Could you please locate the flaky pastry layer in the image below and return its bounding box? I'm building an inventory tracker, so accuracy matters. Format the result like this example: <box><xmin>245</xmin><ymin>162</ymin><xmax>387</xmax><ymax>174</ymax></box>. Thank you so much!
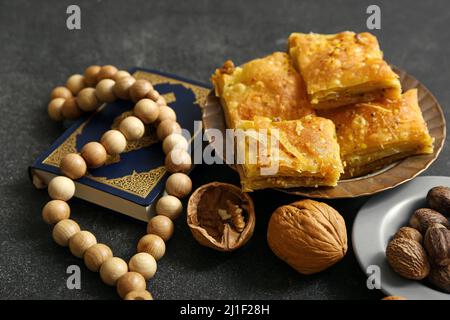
<box><xmin>235</xmin><ymin>116</ymin><xmax>343</xmax><ymax>191</ymax></box>
<box><xmin>318</xmin><ymin>89</ymin><xmax>434</xmax><ymax>178</ymax></box>
<box><xmin>288</xmin><ymin>31</ymin><xmax>402</xmax><ymax>109</ymax></box>
<box><xmin>211</xmin><ymin>52</ymin><xmax>315</xmax><ymax>128</ymax></box>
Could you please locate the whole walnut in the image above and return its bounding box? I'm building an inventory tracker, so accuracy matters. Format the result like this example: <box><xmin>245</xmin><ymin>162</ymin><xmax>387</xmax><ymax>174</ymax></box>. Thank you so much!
<box><xmin>267</xmin><ymin>199</ymin><xmax>347</xmax><ymax>275</ymax></box>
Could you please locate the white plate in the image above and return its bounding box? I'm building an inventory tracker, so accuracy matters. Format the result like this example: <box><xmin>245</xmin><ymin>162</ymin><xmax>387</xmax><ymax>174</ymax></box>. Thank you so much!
<box><xmin>352</xmin><ymin>176</ymin><xmax>450</xmax><ymax>300</ymax></box>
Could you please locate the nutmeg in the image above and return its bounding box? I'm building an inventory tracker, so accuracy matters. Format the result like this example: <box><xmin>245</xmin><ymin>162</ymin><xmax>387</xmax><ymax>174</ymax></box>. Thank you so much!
<box><xmin>267</xmin><ymin>200</ymin><xmax>347</xmax><ymax>275</ymax></box>
<box><xmin>187</xmin><ymin>182</ymin><xmax>255</xmax><ymax>252</ymax></box>
<box><xmin>428</xmin><ymin>265</ymin><xmax>450</xmax><ymax>293</ymax></box>
<box><xmin>394</xmin><ymin>227</ymin><xmax>423</xmax><ymax>244</ymax></box>
<box><xmin>386</xmin><ymin>238</ymin><xmax>430</xmax><ymax>280</ymax></box>
<box><xmin>424</xmin><ymin>224</ymin><xmax>450</xmax><ymax>267</ymax></box>
<box><xmin>409</xmin><ymin>208</ymin><xmax>449</xmax><ymax>234</ymax></box>
<box><xmin>427</xmin><ymin>186</ymin><xmax>450</xmax><ymax>216</ymax></box>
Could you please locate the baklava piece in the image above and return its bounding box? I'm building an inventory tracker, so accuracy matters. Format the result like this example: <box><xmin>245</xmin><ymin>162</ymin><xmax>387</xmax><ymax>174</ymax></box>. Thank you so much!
<box><xmin>318</xmin><ymin>89</ymin><xmax>434</xmax><ymax>178</ymax></box>
<box><xmin>288</xmin><ymin>31</ymin><xmax>402</xmax><ymax>109</ymax></box>
<box><xmin>234</xmin><ymin>116</ymin><xmax>343</xmax><ymax>191</ymax></box>
<box><xmin>211</xmin><ymin>52</ymin><xmax>315</xmax><ymax>128</ymax></box>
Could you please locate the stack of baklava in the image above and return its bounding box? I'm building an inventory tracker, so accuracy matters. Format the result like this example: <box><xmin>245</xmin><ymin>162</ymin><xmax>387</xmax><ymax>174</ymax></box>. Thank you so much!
<box><xmin>211</xmin><ymin>32</ymin><xmax>434</xmax><ymax>192</ymax></box>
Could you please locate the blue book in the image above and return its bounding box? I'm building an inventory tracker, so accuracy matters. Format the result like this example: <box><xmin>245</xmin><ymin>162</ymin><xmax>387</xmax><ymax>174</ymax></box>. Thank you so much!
<box><xmin>29</xmin><ymin>68</ymin><xmax>209</xmax><ymax>221</ymax></box>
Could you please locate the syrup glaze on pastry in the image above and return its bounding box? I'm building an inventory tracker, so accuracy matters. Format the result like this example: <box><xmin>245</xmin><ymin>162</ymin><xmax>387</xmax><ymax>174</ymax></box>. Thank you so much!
<box><xmin>318</xmin><ymin>89</ymin><xmax>434</xmax><ymax>178</ymax></box>
<box><xmin>288</xmin><ymin>31</ymin><xmax>401</xmax><ymax>109</ymax></box>
<box><xmin>235</xmin><ymin>116</ymin><xmax>343</xmax><ymax>191</ymax></box>
<box><xmin>211</xmin><ymin>52</ymin><xmax>315</xmax><ymax>128</ymax></box>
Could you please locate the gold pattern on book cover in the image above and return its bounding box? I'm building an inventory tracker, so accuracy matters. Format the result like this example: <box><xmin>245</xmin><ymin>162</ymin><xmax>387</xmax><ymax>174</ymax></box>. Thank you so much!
<box><xmin>42</xmin><ymin>71</ymin><xmax>209</xmax><ymax>198</ymax></box>
<box><xmin>89</xmin><ymin>167</ymin><xmax>167</xmax><ymax>198</ymax></box>
<box><xmin>133</xmin><ymin>71</ymin><xmax>209</xmax><ymax>106</ymax></box>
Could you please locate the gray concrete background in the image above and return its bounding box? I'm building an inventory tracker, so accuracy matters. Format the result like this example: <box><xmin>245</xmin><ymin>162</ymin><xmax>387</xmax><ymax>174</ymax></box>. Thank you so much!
<box><xmin>0</xmin><ymin>0</ymin><xmax>449</xmax><ymax>299</ymax></box>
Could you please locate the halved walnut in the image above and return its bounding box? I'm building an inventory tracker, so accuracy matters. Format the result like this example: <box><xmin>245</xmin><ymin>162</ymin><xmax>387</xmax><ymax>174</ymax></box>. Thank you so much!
<box><xmin>187</xmin><ymin>182</ymin><xmax>255</xmax><ymax>252</ymax></box>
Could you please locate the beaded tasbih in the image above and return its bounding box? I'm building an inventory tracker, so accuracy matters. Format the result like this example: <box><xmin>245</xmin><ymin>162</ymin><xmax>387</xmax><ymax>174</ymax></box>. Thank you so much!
<box><xmin>43</xmin><ymin>65</ymin><xmax>193</xmax><ymax>300</ymax></box>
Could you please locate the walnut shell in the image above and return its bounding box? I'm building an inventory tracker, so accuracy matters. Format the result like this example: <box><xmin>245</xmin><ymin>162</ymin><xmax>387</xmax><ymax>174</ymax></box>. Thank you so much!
<box><xmin>394</xmin><ymin>227</ymin><xmax>423</xmax><ymax>244</ymax></box>
<box><xmin>427</xmin><ymin>186</ymin><xmax>450</xmax><ymax>216</ymax></box>
<box><xmin>409</xmin><ymin>208</ymin><xmax>449</xmax><ymax>234</ymax></box>
<box><xmin>424</xmin><ymin>224</ymin><xmax>450</xmax><ymax>267</ymax></box>
<box><xmin>428</xmin><ymin>265</ymin><xmax>450</xmax><ymax>293</ymax></box>
<box><xmin>187</xmin><ymin>182</ymin><xmax>255</xmax><ymax>252</ymax></box>
<box><xmin>386</xmin><ymin>238</ymin><xmax>430</xmax><ymax>280</ymax></box>
<box><xmin>267</xmin><ymin>199</ymin><xmax>347</xmax><ymax>275</ymax></box>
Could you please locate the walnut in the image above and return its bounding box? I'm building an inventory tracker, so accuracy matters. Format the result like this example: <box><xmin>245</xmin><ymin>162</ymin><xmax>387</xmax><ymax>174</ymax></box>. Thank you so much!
<box><xmin>219</xmin><ymin>60</ymin><xmax>235</xmax><ymax>75</ymax></box>
<box><xmin>386</xmin><ymin>238</ymin><xmax>430</xmax><ymax>280</ymax></box>
<box><xmin>187</xmin><ymin>182</ymin><xmax>255</xmax><ymax>252</ymax></box>
<box><xmin>267</xmin><ymin>200</ymin><xmax>347</xmax><ymax>275</ymax></box>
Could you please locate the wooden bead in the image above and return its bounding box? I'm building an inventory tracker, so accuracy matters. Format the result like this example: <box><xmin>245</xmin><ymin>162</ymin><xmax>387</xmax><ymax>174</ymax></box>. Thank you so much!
<box><xmin>157</xmin><ymin>106</ymin><xmax>177</xmax><ymax>122</ymax></box>
<box><xmin>113</xmin><ymin>70</ymin><xmax>131</xmax><ymax>81</ymax></box>
<box><xmin>84</xmin><ymin>243</ymin><xmax>113</xmax><ymax>272</ymax></box>
<box><xmin>146</xmin><ymin>89</ymin><xmax>160</xmax><ymax>101</ymax></box>
<box><xmin>157</xmin><ymin>120</ymin><xmax>181</xmax><ymax>141</ymax></box>
<box><xmin>147</xmin><ymin>215</ymin><xmax>174</xmax><ymax>241</ymax></box>
<box><xmin>97</xmin><ymin>65</ymin><xmax>118</xmax><ymax>81</ymax></box>
<box><xmin>77</xmin><ymin>88</ymin><xmax>100</xmax><ymax>112</ymax></box>
<box><xmin>69</xmin><ymin>230</ymin><xmax>97</xmax><ymax>258</ymax></box>
<box><xmin>156</xmin><ymin>96</ymin><xmax>167</xmax><ymax>107</ymax></box>
<box><xmin>117</xmin><ymin>272</ymin><xmax>146</xmax><ymax>299</ymax></box>
<box><xmin>84</xmin><ymin>65</ymin><xmax>101</xmax><ymax>87</ymax></box>
<box><xmin>165</xmin><ymin>149</ymin><xmax>192</xmax><ymax>173</ymax></box>
<box><xmin>95</xmin><ymin>79</ymin><xmax>117</xmax><ymax>103</ymax></box>
<box><xmin>156</xmin><ymin>195</ymin><xmax>183</xmax><ymax>220</ymax></box>
<box><xmin>133</xmin><ymin>99</ymin><xmax>159</xmax><ymax>124</ymax></box>
<box><xmin>119</xmin><ymin>116</ymin><xmax>145</xmax><ymax>141</ymax></box>
<box><xmin>48</xmin><ymin>98</ymin><xmax>65</xmax><ymax>121</ymax></box>
<box><xmin>165</xmin><ymin>173</ymin><xmax>192</xmax><ymax>198</ymax></box>
<box><xmin>100</xmin><ymin>257</ymin><xmax>128</xmax><ymax>286</ymax></box>
<box><xmin>42</xmin><ymin>200</ymin><xmax>70</xmax><ymax>224</ymax></box>
<box><xmin>66</xmin><ymin>74</ymin><xmax>86</xmax><ymax>95</ymax></box>
<box><xmin>124</xmin><ymin>290</ymin><xmax>153</xmax><ymax>300</ymax></box>
<box><xmin>128</xmin><ymin>252</ymin><xmax>157</xmax><ymax>280</ymax></box>
<box><xmin>129</xmin><ymin>79</ymin><xmax>153</xmax><ymax>102</ymax></box>
<box><xmin>51</xmin><ymin>86</ymin><xmax>72</xmax><ymax>100</ymax></box>
<box><xmin>162</xmin><ymin>133</ymin><xmax>188</xmax><ymax>154</ymax></box>
<box><xmin>101</xmin><ymin>130</ymin><xmax>127</xmax><ymax>155</ymax></box>
<box><xmin>81</xmin><ymin>142</ymin><xmax>108</xmax><ymax>168</ymax></box>
<box><xmin>48</xmin><ymin>176</ymin><xmax>75</xmax><ymax>201</ymax></box>
<box><xmin>137</xmin><ymin>234</ymin><xmax>166</xmax><ymax>261</ymax></box>
<box><xmin>52</xmin><ymin>219</ymin><xmax>80</xmax><ymax>246</ymax></box>
<box><xmin>60</xmin><ymin>153</ymin><xmax>87</xmax><ymax>179</ymax></box>
<box><xmin>113</xmin><ymin>76</ymin><xmax>136</xmax><ymax>100</ymax></box>
<box><xmin>61</xmin><ymin>97</ymin><xmax>83</xmax><ymax>119</ymax></box>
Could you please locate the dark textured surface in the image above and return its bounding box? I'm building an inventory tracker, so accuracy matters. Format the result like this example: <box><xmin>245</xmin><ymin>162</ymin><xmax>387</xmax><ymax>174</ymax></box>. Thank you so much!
<box><xmin>0</xmin><ymin>0</ymin><xmax>449</xmax><ymax>300</ymax></box>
